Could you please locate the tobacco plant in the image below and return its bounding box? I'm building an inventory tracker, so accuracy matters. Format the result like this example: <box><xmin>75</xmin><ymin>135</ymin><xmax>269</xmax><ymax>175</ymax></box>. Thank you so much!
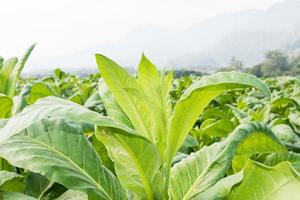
<box><xmin>0</xmin><ymin>54</ymin><xmax>299</xmax><ymax>199</ymax></box>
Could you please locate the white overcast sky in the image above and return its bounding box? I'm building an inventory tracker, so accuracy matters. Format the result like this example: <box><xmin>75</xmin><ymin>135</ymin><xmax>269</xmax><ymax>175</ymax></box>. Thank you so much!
<box><xmin>0</xmin><ymin>0</ymin><xmax>282</xmax><ymax>58</ymax></box>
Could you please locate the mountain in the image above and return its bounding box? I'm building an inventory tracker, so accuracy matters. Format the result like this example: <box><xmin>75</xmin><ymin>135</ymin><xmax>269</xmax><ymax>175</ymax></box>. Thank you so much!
<box><xmin>28</xmin><ymin>0</ymin><xmax>300</xmax><ymax>72</ymax></box>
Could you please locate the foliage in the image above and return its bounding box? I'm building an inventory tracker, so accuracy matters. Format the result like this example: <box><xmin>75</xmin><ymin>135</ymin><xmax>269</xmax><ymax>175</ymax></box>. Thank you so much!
<box><xmin>0</xmin><ymin>52</ymin><xmax>299</xmax><ymax>199</ymax></box>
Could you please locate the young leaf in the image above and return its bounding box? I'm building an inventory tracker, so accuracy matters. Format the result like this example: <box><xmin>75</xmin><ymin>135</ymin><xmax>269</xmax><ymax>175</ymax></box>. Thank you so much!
<box><xmin>6</xmin><ymin>44</ymin><xmax>36</xmax><ymax>97</ymax></box>
<box><xmin>96</xmin><ymin>54</ymin><xmax>153</xmax><ymax>140</ymax></box>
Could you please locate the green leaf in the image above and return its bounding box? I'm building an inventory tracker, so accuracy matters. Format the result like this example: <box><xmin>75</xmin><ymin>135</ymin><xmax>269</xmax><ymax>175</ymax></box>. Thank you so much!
<box><xmin>98</xmin><ymin>79</ymin><xmax>132</xmax><ymax>127</ymax></box>
<box><xmin>193</xmin><ymin>171</ymin><xmax>243</xmax><ymax>200</ymax></box>
<box><xmin>0</xmin><ymin>94</ymin><xmax>13</xmax><ymax>119</ymax></box>
<box><xmin>229</xmin><ymin>160</ymin><xmax>300</xmax><ymax>200</ymax></box>
<box><xmin>14</xmin><ymin>81</ymin><xmax>57</xmax><ymax>114</ymax></box>
<box><xmin>167</xmin><ymin>72</ymin><xmax>271</xmax><ymax>165</ymax></box>
<box><xmin>84</xmin><ymin>92</ymin><xmax>104</xmax><ymax>113</ymax></box>
<box><xmin>0</xmin><ymin>118</ymin><xmax>126</xmax><ymax>200</ymax></box>
<box><xmin>89</xmin><ymin>135</ymin><xmax>115</xmax><ymax>173</ymax></box>
<box><xmin>272</xmin><ymin>124</ymin><xmax>299</xmax><ymax>144</ymax></box>
<box><xmin>0</xmin><ymin>58</ymin><xmax>18</xmax><ymax>95</ymax></box>
<box><xmin>137</xmin><ymin>54</ymin><xmax>173</xmax><ymax>150</ymax></box>
<box><xmin>96</xmin><ymin>127</ymin><xmax>162</xmax><ymax>199</ymax></box>
<box><xmin>55</xmin><ymin>190</ymin><xmax>88</xmax><ymax>200</ymax></box>
<box><xmin>0</xmin><ymin>171</ymin><xmax>22</xmax><ymax>187</ymax></box>
<box><xmin>96</xmin><ymin>54</ymin><xmax>153</xmax><ymax>140</ymax></box>
<box><xmin>24</xmin><ymin>172</ymin><xmax>66</xmax><ymax>200</ymax></box>
<box><xmin>178</xmin><ymin>135</ymin><xmax>199</xmax><ymax>154</ymax></box>
<box><xmin>1</xmin><ymin>192</ymin><xmax>37</xmax><ymax>200</ymax></box>
<box><xmin>96</xmin><ymin>54</ymin><xmax>173</xmax><ymax>155</ymax></box>
<box><xmin>264</xmin><ymin>152</ymin><xmax>300</xmax><ymax>172</ymax></box>
<box><xmin>0</xmin><ymin>96</ymin><xmax>140</xmax><ymax>144</ymax></box>
<box><xmin>98</xmin><ymin>77</ymin><xmax>163</xmax><ymax>199</ymax></box>
<box><xmin>4</xmin><ymin>44</ymin><xmax>36</xmax><ymax>97</ymax></box>
<box><xmin>200</xmin><ymin>118</ymin><xmax>235</xmax><ymax>138</ymax></box>
<box><xmin>201</xmin><ymin>107</ymin><xmax>232</xmax><ymax>120</ymax></box>
<box><xmin>169</xmin><ymin>122</ymin><xmax>285</xmax><ymax>200</ymax></box>
<box><xmin>0</xmin><ymin>171</ymin><xmax>24</xmax><ymax>193</ymax></box>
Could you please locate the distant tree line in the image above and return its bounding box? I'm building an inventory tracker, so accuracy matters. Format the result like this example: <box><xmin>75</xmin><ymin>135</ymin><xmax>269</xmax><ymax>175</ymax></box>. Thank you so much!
<box><xmin>219</xmin><ymin>51</ymin><xmax>300</xmax><ymax>77</ymax></box>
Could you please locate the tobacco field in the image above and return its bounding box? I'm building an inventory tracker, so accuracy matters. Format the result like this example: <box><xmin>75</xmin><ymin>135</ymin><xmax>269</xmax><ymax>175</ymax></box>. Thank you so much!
<box><xmin>0</xmin><ymin>46</ymin><xmax>300</xmax><ymax>200</ymax></box>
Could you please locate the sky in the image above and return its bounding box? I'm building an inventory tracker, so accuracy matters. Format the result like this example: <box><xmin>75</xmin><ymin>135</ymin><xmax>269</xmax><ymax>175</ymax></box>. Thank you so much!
<box><xmin>0</xmin><ymin>0</ymin><xmax>282</xmax><ymax>64</ymax></box>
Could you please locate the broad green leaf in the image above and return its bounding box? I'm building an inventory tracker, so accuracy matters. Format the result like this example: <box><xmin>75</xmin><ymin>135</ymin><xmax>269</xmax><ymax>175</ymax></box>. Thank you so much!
<box><xmin>169</xmin><ymin>122</ymin><xmax>285</xmax><ymax>200</ymax></box>
<box><xmin>0</xmin><ymin>94</ymin><xmax>13</xmax><ymax>118</ymax></box>
<box><xmin>96</xmin><ymin>54</ymin><xmax>153</xmax><ymax>140</ymax></box>
<box><xmin>167</xmin><ymin>72</ymin><xmax>271</xmax><ymax>164</ymax></box>
<box><xmin>0</xmin><ymin>96</ymin><xmax>140</xmax><ymax>144</ymax></box>
<box><xmin>170</xmin><ymin>142</ymin><xmax>228</xmax><ymax>200</ymax></box>
<box><xmin>193</xmin><ymin>171</ymin><xmax>243</xmax><ymax>200</ymax></box>
<box><xmin>229</xmin><ymin>160</ymin><xmax>300</xmax><ymax>200</ymax></box>
<box><xmin>0</xmin><ymin>118</ymin><xmax>126</xmax><ymax>200</ymax></box>
<box><xmin>96</xmin><ymin>127</ymin><xmax>162</xmax><ymax>199</ymax></box>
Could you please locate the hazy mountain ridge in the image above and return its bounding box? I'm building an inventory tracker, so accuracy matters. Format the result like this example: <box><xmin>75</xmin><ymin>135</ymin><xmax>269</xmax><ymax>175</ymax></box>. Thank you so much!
<box><xmin>28</xmin><ymin>0</ymin><xmax>300</xmax><ymax>72</ymax></box>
